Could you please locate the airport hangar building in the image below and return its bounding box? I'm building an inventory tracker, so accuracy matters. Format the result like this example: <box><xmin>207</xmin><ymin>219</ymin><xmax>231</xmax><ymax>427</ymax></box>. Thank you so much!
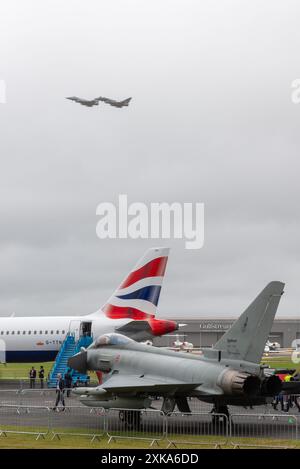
<box><xmin>154</xmin><ymin>317</ymin><xmax>300</xmax><ymax>349</ymax></box>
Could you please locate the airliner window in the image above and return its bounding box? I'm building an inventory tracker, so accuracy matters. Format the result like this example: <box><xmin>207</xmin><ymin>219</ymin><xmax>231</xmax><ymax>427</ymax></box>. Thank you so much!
<box><xmin>62</xmin><ymin>330</ymin><xmax>65</xmax><ymax>334</ymax></box>
<box><xmin>51</xmin><ymin>330</ymin><xmax>53</xmax><ymax>334</ymax></box>
<box><xmin>45</xmin><ymin>331</ymin><xmax>48</xmax><ymax>334</ymax></box>
<box><xmin>0</xmin><ymin>331</ymin><xmax>3</xmax><ymax>335</ymax></box>
<box><xmin>12</xmin><ymin>331</ymin><xmax>15</xmax><ymax>335</ymax></box>
<box><xmin>23</xmin><ymin>331</ymin><xmax>25</xmax><ymax>334</ymax></box>
<box><xmin>34</xmin><ymin>331</ymin><xmax>37</xmax><ymax>334</ymax></box>
<box><xmin>56</xmin><ymin>330</ymin><xmax>59</xmax><ymax>334</ymax></box>
<box><xmin>17</xmin><ymin>331</ymin><xmax>20</xmax><ymax>335</ymax></box>
<box><xmin>6</xmin><ymin>331</ymin><xmax>9</xmax><ymax>335</ymax></box>
<box><xmin>28</xmin><ymin>331</ymin><xmax>31</xmax><ymax>335</ymax></box>
<box><xmin>39</xmin><ymin>330</ymin><xmax>42</xmax><ymax>334</ymax></box>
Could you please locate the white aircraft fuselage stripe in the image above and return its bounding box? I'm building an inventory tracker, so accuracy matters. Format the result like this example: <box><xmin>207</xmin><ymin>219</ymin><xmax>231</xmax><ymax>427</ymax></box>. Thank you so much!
<box><xmin>112</xmin><ymin>276</ymin><xmax>163</xmax><ymax>296</ymax></box>
<box><xmin>0</xmin><ymin>315</ymin><xmax>131</xmax><ymax>353</ymax></box>
<box><xmin>105</xmin><ymin>298</ymin><xmax>157</xmax><ymax>315</ymax></box>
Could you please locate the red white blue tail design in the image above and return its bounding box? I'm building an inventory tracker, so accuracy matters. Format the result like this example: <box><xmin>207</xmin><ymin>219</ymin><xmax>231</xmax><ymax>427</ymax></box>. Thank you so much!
<box><xmin>102</xmin><ymin>247</ymin><xmax>169</xmax><ymax>320</ymax></box>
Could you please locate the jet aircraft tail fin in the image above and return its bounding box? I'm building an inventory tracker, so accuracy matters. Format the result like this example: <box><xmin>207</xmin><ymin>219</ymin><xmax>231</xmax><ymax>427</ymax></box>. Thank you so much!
<box><xmin>88</xmin><ymin>247</ymin><xmax>177</xmax><ymax>337</ymax></box>
<box><xmin>88</xmin><ymin>248</ymin><xmax>177</xmax><ymax>336</ymax></box>
<box><xmin>100</xmin><ymin>247</ymin><xmax>169</xmax><ymax>319</ymax></box>
<box><xmin>122</xmin><ymin>97</ymin><xmax>132</xmax><ymax>105</ymax></box>
<box><xmin>213</xmin><ymin>281</ymin><xmax>285</xmax><ymax>363</ymax></box>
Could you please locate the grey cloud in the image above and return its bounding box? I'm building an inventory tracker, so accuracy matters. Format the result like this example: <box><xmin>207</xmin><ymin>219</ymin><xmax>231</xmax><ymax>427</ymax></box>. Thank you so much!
<box><xmin>0</xmin><ymin>0</ymin><xmax>300</xmax><ymax>320</ymax></box>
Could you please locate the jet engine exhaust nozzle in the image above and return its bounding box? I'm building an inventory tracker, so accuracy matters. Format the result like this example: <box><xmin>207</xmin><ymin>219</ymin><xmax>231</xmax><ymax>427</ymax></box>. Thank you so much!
<box><xmin>261</xmin><ymin>375</ymin><xmax>282</xmax><ymax>396</ymax></box>
<box><xmin>218</xmin><ymin>369</ymin><xmax>261</xmax><ymax>397</ymax></box>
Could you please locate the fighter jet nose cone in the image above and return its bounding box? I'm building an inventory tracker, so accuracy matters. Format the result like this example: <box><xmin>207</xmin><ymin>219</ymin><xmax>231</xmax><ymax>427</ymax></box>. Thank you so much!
<box><xmin>68</xmin><ymin>350</ymin><xmax>87</xmax><ymax>374</ymax></box>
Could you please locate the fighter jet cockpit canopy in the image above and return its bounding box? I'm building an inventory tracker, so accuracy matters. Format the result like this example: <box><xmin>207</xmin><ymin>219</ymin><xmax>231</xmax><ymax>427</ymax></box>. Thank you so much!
<box><xmin>93</xmin><ymin>333</ymin><xmax>134</xmax><ymax>349</ymax></box>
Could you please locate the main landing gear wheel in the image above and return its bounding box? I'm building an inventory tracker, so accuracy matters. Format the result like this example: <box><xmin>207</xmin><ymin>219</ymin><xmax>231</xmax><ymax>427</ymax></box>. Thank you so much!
<box><xmin>161</xmin><ymin>397</ymin><xmax>176</xmax><ymax>415</ymax></box>
<box><xmin>119</xmin><ymin>410</ymin><xmax>141</xmax><ymax>429</ymax></box>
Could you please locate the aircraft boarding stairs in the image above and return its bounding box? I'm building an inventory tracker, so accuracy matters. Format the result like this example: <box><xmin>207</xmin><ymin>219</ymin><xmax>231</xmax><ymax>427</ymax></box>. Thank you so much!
<box><xmin>47</xmin><ymin>333</ymin><xmax>93</xmax><ymax>388</ymax></box>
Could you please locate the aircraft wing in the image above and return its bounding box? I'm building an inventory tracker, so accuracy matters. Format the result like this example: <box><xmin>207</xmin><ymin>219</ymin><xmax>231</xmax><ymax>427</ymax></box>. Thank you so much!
<box><xmin>99</xmin><ymin>373</ymin><xmax>201</xmax><ymax>394</ymax></box>
<box><xmin>98</xmin><ymin>97</ymin><xmax>115</xmax><ymax>105</ymax></box>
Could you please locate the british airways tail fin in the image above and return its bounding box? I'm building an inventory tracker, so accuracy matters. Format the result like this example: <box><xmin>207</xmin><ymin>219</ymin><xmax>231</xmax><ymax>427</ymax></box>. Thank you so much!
<box><xmin>91</xmin><ymin>247</ymin><xmax>169</xmax><ymax>321</ymax></box>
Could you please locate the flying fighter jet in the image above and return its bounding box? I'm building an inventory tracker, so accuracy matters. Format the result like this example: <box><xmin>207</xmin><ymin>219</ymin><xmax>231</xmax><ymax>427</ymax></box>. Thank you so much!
<box><xmin>97</xmin><ymin>97</ymin><xmax>132</xmax><ymax>108</ymax></box>
<box><xmin>65</xmin><ymin>96</ymin><xmax>101</xmax><ymax>107</ymax></box>
<box><xmin>69</xmin><ymin>281</ymin><xmax>285</xmax><ymax>425</ymax></box>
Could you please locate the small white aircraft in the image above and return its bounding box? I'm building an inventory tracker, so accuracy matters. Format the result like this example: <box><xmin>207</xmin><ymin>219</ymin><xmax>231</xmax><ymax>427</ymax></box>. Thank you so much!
<box><xmin>172</xmin><ymin>334</ymin><xmax>194</xmax><ymax>351</ymax></box>
<box><xmin>264</xmin><ymin>340</ymin><xmax>281</xmax><ymax>353</ymax></box>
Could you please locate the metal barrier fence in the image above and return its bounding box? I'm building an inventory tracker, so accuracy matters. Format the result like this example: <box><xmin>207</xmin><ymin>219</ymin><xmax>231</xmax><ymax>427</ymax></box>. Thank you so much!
<box><xmin>50</xmin><ymin>406</ymin><xmax>106</xmax><ymax>442</ymax></box>
<box><xmin>0</xmin><ymin>405</ymin><xmax>50</xmax><ymax>440</ymax></box>
<box><xmin>229</xmin><ymin>413</ymin><xmax>298</xmax><ymax>448</ymax></box>
<box><xmin>1</xmin><ymin>390</ymin><xmax>300</xmax><ymax>413</ymax></box>
<box><xmin>0</xmin><ymin>379</ymin><xmax>99</xmax><ymax>389</ymax></box>
<box><xmin>106</xmin><ymin>408</ymin><xmax>166</xmax><ymax>446</ymax></box>
<box><xmin>165</xmin><ymin>412</ymin><xmax>229</xmax><ymax>448</ymax></box>
<box><xmin>0</xmin><ymin>404</ymin><xmax>298</xmax><ymax>447</ymax></box>
<box><xmin>0</xmin><ymin>388</ymin><xmax>74</xmax><ymax>408</ymax></box>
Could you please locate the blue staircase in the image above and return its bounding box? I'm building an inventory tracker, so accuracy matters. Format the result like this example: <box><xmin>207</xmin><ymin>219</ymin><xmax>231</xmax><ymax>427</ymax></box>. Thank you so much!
<box><xmin>70</xmin><ymin>335</ymin><xmax>93</xmax><ymax>385</ymax></box>
<box><xmin>47</xmin><ymin>333</ymin><xmax>93</xmax><ymax>388</ymax></box>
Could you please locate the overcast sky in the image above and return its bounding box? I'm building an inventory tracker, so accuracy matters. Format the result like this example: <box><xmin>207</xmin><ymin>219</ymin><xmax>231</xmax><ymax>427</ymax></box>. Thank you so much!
<box><xmin>0</xmin><ymin>0</ymin><xmax>300</xmax><ymax>319</ymax></box>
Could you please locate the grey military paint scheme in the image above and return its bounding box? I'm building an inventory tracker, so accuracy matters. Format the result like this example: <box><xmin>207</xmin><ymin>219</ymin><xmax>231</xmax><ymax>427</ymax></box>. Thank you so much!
<box><xmin>66</xmin><ymin>96</ymin><xmax>132</xmax><ymax>108</ymax></box>
<box><xmin>69</xmin><ymin>281</ymin><xmax>284</xmax><ymax>421</ymax></box>
<box><xmin>97</xmin><ymin>97</ymin><xmax>132</xmax><ymax>108</ymax></box>
<box><xmin>65</xmin><ymin>96</ymin><xmax>101</xmax><ymax>107</ymax></box>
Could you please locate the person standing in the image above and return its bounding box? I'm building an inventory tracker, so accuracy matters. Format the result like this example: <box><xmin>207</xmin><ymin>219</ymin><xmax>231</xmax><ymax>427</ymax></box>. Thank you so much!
<box><xmin>39</xmin><ymin>366</ymin><xmax>45</xmax><ymax>389</ymax></box>
<box><xmin>64</xmin><ymin>369</ymin><xmax>73</xmax><ymax>397</ymax></box>
<box><xmin>53</xmin><ymin>373</ymin><xmax>65</xmax><ymax>411</ymax></box>
<box><xmin>29</xmin><ymin>366</ymin><xmax>36</xmax><ymax>389</ymax></box>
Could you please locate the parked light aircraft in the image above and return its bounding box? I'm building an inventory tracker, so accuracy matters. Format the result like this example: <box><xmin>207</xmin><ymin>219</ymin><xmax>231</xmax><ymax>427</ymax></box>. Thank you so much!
<box><xmin>70</xmin><ymin>281</ymin><xmax>285</xmax><ymax>424</ymax></box>
<box><xmin>264</xmin><ymin>340</ymin><xmax>281</xmax><ymax>353</ymax></box>
<box><xmin>0</xmin><ymin>248</ymin><xmax>177</xmax><ymax>363</ymax></box>
<box><xmin>172</xmin><ymin>334</ymin><xmax>194</xmax><ymax>351</ymax></box>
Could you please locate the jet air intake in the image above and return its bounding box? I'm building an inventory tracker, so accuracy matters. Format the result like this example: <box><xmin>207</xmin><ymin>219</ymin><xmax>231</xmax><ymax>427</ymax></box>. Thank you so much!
<box><xmin>218</xmin><ymin>369</ymin><xmax>261</xmax><ymax>397</ymax></box>
<box><xmin>68</xmin><ymin>350</ymin><xmax>87</xmax><ymax>374</ymax></box>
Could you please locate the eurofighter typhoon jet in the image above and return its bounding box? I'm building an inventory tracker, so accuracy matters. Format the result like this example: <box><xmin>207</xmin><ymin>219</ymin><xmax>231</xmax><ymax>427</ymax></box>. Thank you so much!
<box><xmin>97</xmin><ymin>97</ymin><xmax>132</xmax><ymax>108</ymax></box>
<box><xmin>65</xmin><ymin>96</ymin><xmax>102</xmax><ymax>107</ymax></box>
<box><xmin>69</xmin><ymin>281</ymin><xmax>284</xmax><ymax>425</ymax></box>
<box><xmin>65</xmin><ymin>96</ymin><xmax>132</xmax><ymax>108</ymax></box>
